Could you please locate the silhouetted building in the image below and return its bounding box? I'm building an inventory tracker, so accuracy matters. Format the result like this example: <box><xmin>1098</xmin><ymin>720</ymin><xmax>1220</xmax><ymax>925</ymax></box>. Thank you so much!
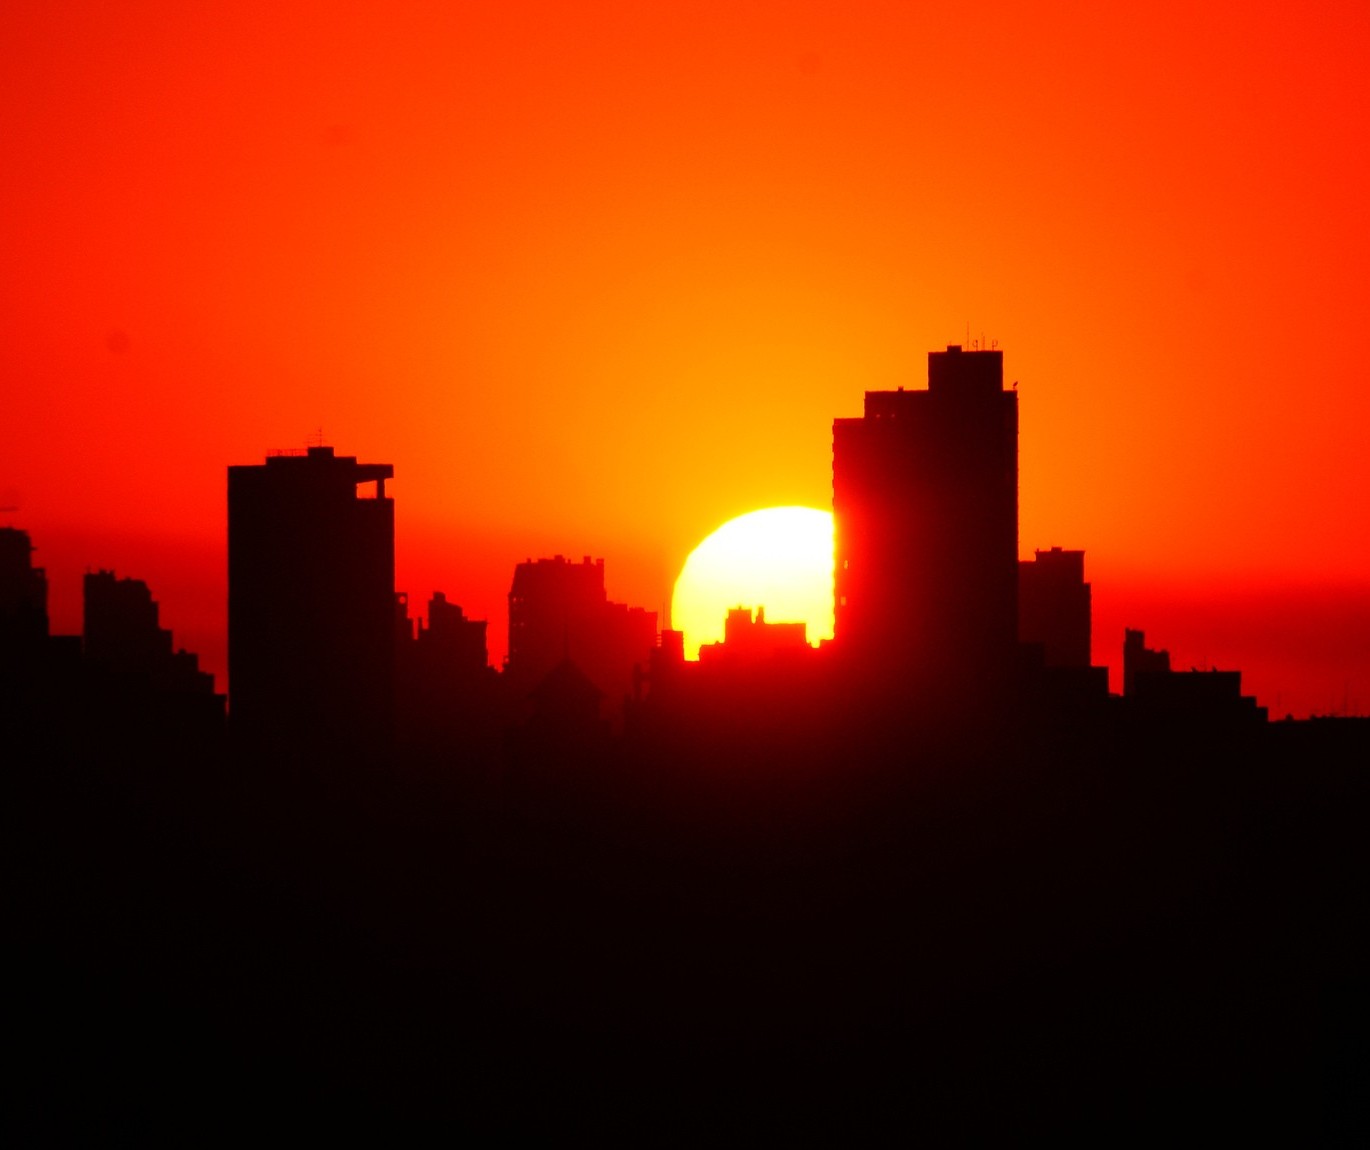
<box><xmin>698</xmin><ymin>606</ymin><xmax>810</xmax><ymax>666</ymax></box>
<box><xmin>508</xmin><ymin>556</ymin><xmax>604</xmax><ymax>677</ymax></box>
<box><xmin>228</xmin><ymin>446</ymin><xmax>395</xmax><ymax>752</ymax></box>
<box><xmin>420</xmin><ymin>592</ymin><xmax>489</xmax><ymax>675</ymax></box>
<box><xmin>505</xmin><ymin>555</ymin><xmax>656</xmax><ymax>725</ymax></box>
<box><xmin>1133</xmin><ymin>665</ymin><xmax>1267</xmax><ymax>725</ymax></box>
<box><xmin>83</xmin><ymin>570</ymin><xmax>216</xmax><ymax>697</ymax></box>
<box><xmin>833</xmin><ymin>345</ymin><xmax>1018</xmax><ymax>707</ymax></box>
<box><xmin>1123</xmin><ymin>628</ymin><xmax>1170</xmax><ymax>697</ymax></box>
<box><xmin>0</xmin><ymin>527</ymin><xmax>50</xmax><ymax>671</ymax></box>
<box><xmin>395</xmin><ymin>590</ymin><xmax>498</xmax><ymax>750</ymax></box>
<box><xmin>0</xmin><ymin>528</ymin><xmax>77</xmax><ymax>729</ymax></box>
<box><xmin>1019</xmin><ymin>547</ymin><xmax>1091</xmax><ymax>668</ymax></box>
<box><xmin>78</xmin><ymin>569</ymin><xmax>224</xmax><ymax>744</ymax></box>
<box><xmin>84</xmin><ymin>570</ymin><xmax>165</xmax><ymax>679</ymax></box>
<box><xmin>1123</xmin><ymin>628</ymin><xmax>1264</xmax><ymax>725</ymax></box>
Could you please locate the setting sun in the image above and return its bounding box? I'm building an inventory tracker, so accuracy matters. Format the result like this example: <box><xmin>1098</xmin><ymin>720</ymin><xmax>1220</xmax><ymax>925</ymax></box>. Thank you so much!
<box><xmin>671</xmin><ymin>507</ymin><xmax>834</xmax><ymax>660</ymax></box>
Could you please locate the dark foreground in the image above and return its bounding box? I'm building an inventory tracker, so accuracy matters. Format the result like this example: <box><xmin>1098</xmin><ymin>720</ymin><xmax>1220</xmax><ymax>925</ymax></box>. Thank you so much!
<box><xmin>8</xmin><ymin>714</ymin><xmax>1370</xmax><ymax>1141</ymax></box>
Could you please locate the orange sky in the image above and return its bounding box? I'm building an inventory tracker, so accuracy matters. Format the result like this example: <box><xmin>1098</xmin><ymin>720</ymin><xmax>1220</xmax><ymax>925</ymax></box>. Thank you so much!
<box><xmin>3</xmin><ymin>2</ymin><xmax>1368</xmax><ymax>717</ymax></box>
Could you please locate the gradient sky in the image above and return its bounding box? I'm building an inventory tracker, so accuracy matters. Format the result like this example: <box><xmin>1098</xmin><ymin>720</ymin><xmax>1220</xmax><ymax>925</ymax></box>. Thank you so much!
<box><xmin>3</xmin><ymin>2</ymin><xmax>1368</xmax><ymax>717</ymax></box>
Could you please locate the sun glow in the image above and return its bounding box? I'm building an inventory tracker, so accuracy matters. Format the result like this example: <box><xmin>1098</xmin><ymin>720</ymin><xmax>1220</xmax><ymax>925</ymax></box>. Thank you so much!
<box><xmin>671</xmin><ymin>507</ymin><xmax>834</xmax><ymax>661</ymax></box>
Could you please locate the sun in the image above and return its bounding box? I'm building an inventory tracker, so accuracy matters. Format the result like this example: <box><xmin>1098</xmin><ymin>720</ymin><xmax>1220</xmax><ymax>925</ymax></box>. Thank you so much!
<box><xmin>672</xmin><ymin>506</ymin><xmax>834</xmax><ymax>660</ymax></box>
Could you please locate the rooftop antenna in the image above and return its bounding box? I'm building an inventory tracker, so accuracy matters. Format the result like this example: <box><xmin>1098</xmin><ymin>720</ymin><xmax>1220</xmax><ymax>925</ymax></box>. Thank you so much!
<box><xmin>307</xmin><ymin>426</ymin><xmax>325</xmax><ymax>449</ymax></box>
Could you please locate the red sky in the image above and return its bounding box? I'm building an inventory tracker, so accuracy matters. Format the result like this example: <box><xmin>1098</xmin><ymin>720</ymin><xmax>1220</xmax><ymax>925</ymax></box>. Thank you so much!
<box><xmin>3</xmin><ymin>2</ymin><xmax>1368</xmax><ymax>717</ymax></box>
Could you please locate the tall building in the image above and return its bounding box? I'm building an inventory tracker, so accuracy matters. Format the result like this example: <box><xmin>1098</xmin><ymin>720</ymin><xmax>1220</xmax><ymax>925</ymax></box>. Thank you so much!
<box><xmin>832</xmin><ymin>345</ymin><xmax>1018</xmax><ymax>704</ymax></box>
<box><xmin>228</xmin><ymin>445</ymin><xmax>395</xmax><ymax>750</ymax></box>
<box><xmin>1019</xmin><ymin>547</ymin><xmax>1091</xmax><ymax>668</ymax></box>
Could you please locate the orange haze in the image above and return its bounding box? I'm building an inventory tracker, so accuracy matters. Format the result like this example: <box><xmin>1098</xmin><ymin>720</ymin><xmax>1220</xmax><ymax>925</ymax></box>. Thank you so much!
<box><xmin>3</xmin><ymin>2</ymin><xmax>1368</xmax><ymax>717</ymax></box>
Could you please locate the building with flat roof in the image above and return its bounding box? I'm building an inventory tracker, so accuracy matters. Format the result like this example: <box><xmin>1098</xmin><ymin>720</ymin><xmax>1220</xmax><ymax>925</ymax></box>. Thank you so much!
<box><xmin>833</xmin><ymin>345</ymin><xmax>1018</xmax><ymax>707</ymax></box>
<box><xmin>698</xmin><ymin>606</ymin><xmax>809</xmax><ymax>666</ymax></box>
<box><xmin>1019</xmin><ymin>547</ymin><xmax>1091</xmax><ymax>669</ymax></box>
<box><xmin>228</xmin><ymin>446</ymin><xmax>395</xmax><ymax>751</ymax></box>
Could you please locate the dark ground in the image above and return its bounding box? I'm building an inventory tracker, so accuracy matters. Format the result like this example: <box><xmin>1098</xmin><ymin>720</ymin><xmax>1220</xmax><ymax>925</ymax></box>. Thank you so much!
<box><xmin>8</xmin><ymin>713</ymin><xmax>1369</xmax><ymax>1141</ymax></box>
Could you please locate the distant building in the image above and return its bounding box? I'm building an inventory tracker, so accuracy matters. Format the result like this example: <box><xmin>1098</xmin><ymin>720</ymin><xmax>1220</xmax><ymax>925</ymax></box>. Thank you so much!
<box><xmin>833</xmin><ymin>345</ymin><xmax>1018</xmax><ymax>706</ymax></box>
<box><xmin>1123</xmin><ymin>628</ymin><xmax>1170</xmax><ymax>697</ymax></box>
<box><xmin>79</xmin><ymin>569</ymin><xmax>223</xmax><ymax>742</ymax></box>
<box><xmin>228</xmin><ymin>445</ymin><xmax>395</xmax><ymax>751</ymax></box>
<box><xmin>1019</xmin><ymin>547</ymin><xmax>1091</xmax><ymax>668</ymax></box>
<box><xmin>698</xmin><ymin>607</ymin><xmax>810</xmax><ymax>666</ymax></box>
<box><xmin>83</xmin><ymin>570</ymin><xmax>216</xmax><ymax>697</ymax></box>
<box><xmin>505</xmin><ymin>555</ymin><xmax>656</xmax><ymax>723</ymax></box>
<box><xmin>395</xmin><ymin>590</ymin><xmax>497</xmax><ymax>748</ymax></box>
<box><xmin>0</xmin><ymin>527</ymin><xmax>77</xmax><ymax>731</ymax></box>
<box><xmin>0</xmin><ymin>527</ymin><xmax>50</xmax><ymax>671</ymax></box>
<box><xmin>1123</xmin><ymin>628</ymin><xmax>1265</xmax><ymax>724</ymax></box>
<box><xmin>416</xmin><ymin>591</ymin><xmax>489</xmax><ymax>677</ymax></box>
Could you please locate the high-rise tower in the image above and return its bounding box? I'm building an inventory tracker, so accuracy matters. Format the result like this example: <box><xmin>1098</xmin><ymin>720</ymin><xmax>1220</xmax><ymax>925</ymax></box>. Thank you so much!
<box><xmin>228</xmin><ymin>446</ymin><xmax>395</xmax><ymax>751</ymax></box>
<box><xmin>832</xmin><ymin>345</ymin><xmax>1018</xmax><ymax>706</ymax></box>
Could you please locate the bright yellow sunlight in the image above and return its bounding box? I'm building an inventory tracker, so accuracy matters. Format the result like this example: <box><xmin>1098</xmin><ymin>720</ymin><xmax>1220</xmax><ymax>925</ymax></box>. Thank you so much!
<box><xmin>671</xmin><ymin>507</ymin><xmax>834</xmax><ymax>660</ymax></box>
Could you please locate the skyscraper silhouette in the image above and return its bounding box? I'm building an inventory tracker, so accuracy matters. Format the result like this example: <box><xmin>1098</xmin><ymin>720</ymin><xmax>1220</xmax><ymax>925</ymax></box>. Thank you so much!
<box><xmin>833</xmin><ymin>345</ymin><xmax>1018</xmax><ymax>708</ymax></box>
<box><xmin>1019</xmin><ymin>547</ymin><xmax>1091</xmax><ymax>668</ymax></box>
<box><xmin>228</xmin><ymin>446</ymin><xmax>395</xmax><ymax>752</ymax></box>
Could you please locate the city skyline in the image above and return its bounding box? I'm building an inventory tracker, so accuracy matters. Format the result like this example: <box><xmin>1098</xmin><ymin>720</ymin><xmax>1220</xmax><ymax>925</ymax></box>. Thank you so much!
<box><xmin>9</xmin><ymin>8</ymin><xmax>1369</xmax><ymax>1134</ymax></box>
<box><xmin>9</xmin><ymin>336</ymin><xmax>1359</xmax><ymax>1138</ymax></box>
<box><xmin>1</xmin><ymin>342</ymin><xmax>1308</xmax><ymax>726</ymax></box>
<box><xmin>6</xmin><ymin>355</ymin><xmax>1363</xmax><ymax>719</ymax></box>
<box><xmin>3</xmin><ymin>3</ymin><xmax>1368</xmax><ymax>718</ymax></box>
